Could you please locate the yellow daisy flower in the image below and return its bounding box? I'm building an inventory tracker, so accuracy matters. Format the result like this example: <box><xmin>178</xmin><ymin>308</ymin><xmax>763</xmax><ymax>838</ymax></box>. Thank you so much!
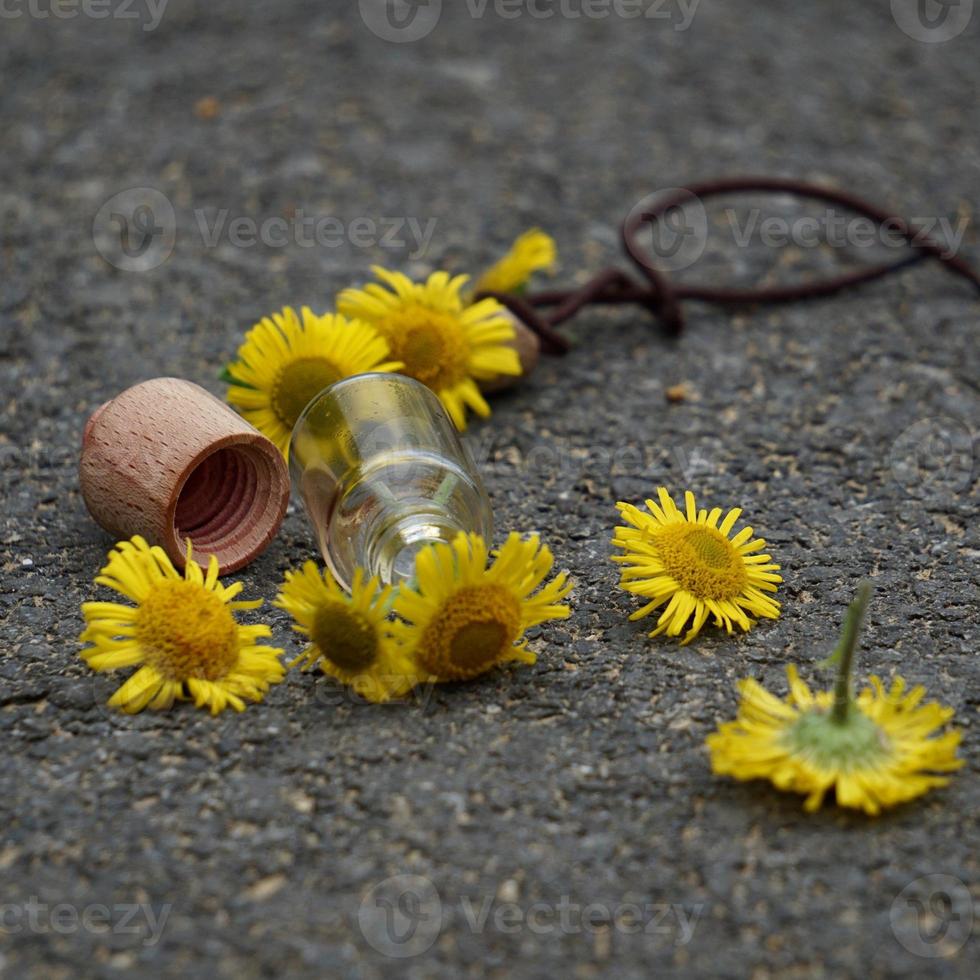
<box><xmin>273</xmin><ymin>561</ymin><xmax>416</xmax><ymax>703</ymax></box>
<box><xmin>80</xmin><ymin>536</ymin><xmax>284</xmax><ymax>715</ymax></box>
<box><xmin>225</xmin><ymin>306</ymin><xmax>401</xmax><ymax>457</ymax></box>
<box><xmin>611</xmin><ymin>487</ymin><xmax>782</xmax><ymax>644</ymax></box>
<box><xmin>392</xmin><ymin>531</ymin><xmax>573</xmax><ymax>682</ymax></box>
<box><xmin>473</xmin><ymin>228</ymin><xmax>557</xmax><ymax>295</ymax></box>
<box><xmin>706</xmin><ymin>585</ymin><xmax>962</xmax><ymax>815</ymax></box>
<box><xmin>337</xmin><ymin>268</ymin><xmax>520</xmax><ymax>430</ymax></box>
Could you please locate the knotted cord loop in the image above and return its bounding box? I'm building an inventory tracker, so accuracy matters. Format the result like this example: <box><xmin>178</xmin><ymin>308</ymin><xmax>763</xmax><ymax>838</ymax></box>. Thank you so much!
<box><xmin>477</xmin><ymin>177</ymin><xmax>980</xmax><ymax>353</ymax></box>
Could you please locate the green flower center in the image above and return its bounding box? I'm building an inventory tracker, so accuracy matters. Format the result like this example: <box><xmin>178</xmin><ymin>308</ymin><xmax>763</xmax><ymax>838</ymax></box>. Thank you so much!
<box><xmin>272</xmin><ymin>357</ymin><xmax>341</xmax><ymax>434</ymax></box>
<box><xmin>685</xmin><ymin>528</ymin><xmax>734</xmax><ymax>569</ymax></box>
<box><xmin>786</xmin><ymin>708</ymin><xmax>891</xmax><ymax>771</ymax></box>
<box><xmin>310</xmin><ymin>602</ymin><xmax>378</xmax><ymax>672</ymax></box>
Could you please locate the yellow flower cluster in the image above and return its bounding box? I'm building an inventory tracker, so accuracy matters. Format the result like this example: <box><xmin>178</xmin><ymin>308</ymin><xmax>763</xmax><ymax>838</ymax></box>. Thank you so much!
<box><xmin>607</xmin><ymin>488</ymin><xmax>960</xmax><ymax>814</ymax></box>
<box><xmin>275</xmin><ymin>531</ymin><xmax>572</xmax><ymax>701</ymax></box>
<box><xmin>81</xmin><ymin>531</ymin><xmax>572</xmax><ymax>710</ymax></box>
<box><xmin>223</xmin><ymin>230</ymin><xmax>557</xmax><ymax>443</ymax></box>
<box><xmin>79</xmin><ymin>224</ymin><xmax>963</xmax><ymax>818</ymax></box>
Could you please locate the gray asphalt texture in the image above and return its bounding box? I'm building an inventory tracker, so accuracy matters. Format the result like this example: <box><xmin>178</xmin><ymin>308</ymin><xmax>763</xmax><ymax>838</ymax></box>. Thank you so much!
<box><xmin>1</xmin><ymin>2</ymin><xmax>978</xmax><ymax>978</ymax></box>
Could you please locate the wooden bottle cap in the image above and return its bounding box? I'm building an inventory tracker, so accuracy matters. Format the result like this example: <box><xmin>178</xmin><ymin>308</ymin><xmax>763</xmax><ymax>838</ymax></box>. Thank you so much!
<box><xmin>79</xmin><ymin>378</ymin><xmax>290</xmax><ymax>575</ymax></box>
<box><xmin>478</xmin><ymin>312</ymin><xmax>541</xmax><ymax>394</ymax></box>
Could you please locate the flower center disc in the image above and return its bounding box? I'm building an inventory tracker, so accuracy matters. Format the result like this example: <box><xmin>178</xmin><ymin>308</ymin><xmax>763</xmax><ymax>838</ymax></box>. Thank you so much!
<box><xmin>419</xmin><ymin>585</ymin><xmax>521</xmax><ymax>680</ymax></box>
<box><xmin>654</xmin><ymin>524</ymin><xmax>748</xmax><ymax>600</ymax></box>
<box><xmin>310</xmin><ymin>603</ymin><xmax>378</xmax><ymax>672</ymax></box>
<box><xmin>272</xmin><ymin>357</ymin><xmax>341</xmax><ymax>434</ymax></box>
<box><xmin>450</xmin><ymin>620</ymin><xmax>509</xmax><ymax>670</ymax></box>
<box><xmin>135</xmin><ymin>580</ymin><xmax>239</xmax><ymax>681</ymax></box>
<box><xmin>387</xmin><ymin>307</ymin><xmax>468</xmax><ymax>389</ymax></box>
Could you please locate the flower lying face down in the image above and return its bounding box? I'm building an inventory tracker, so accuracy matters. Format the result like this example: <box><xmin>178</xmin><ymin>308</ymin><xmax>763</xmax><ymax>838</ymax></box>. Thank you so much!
<box><xmin>706</xmin><ymin>584</ymin><xmax>962</xmax><ymax>815</ymax></box>
<box><xmin>392</xmin><ymin>531</ymin><xmax>573</xmax><ymax>682</ymax></box>
<box><xmin>612</xmin><ymin>487</ymin><xmax>782</xmax><ymax>644</ymax></box>
<box><xmin>80</xmin><ymin>537</ymin><xmax>284</xmax><ymax>714</ymax></box>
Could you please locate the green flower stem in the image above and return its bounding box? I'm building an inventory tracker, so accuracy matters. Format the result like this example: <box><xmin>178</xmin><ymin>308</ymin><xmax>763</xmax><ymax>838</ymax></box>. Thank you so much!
<box><xmin>831</xmin><ymin>581</ymin><xmax>873</xmax><ymax>725</ymax></box>
<box><xmin>433</xmin><ymin>473</ymin><xmax>459</xmax><ymax>507</ymax></box>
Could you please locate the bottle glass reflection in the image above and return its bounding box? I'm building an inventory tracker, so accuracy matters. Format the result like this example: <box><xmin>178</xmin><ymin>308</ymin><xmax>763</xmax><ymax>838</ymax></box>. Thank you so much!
<box><xmin>289</xmin><ymin>373</ymin><xmax>493</xmax><ymax>590</ymax></box>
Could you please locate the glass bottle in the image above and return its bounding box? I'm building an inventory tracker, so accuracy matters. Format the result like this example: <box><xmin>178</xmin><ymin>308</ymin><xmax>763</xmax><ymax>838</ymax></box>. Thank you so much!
<box><xmin>289</xmin><ymin>373</ymin><xmax>493</xmax><ymax>590</ymax></box>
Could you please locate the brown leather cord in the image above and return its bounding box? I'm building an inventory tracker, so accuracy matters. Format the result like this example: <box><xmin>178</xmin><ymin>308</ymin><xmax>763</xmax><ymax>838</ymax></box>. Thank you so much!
<box><xmin>476</xmin><ymin>177</ymin><xmax>980</xmax><ymax>354</ymax></box>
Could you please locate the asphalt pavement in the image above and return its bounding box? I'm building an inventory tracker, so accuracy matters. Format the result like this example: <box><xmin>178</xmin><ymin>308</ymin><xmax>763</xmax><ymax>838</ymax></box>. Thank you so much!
<box><xmin>0</xmin><ymin>2</ymin><xmax>977</xmax><ymax>977</ymax></box>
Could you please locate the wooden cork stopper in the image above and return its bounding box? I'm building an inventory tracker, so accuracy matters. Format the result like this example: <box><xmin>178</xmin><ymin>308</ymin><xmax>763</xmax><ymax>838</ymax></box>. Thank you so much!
<box><xmin>80</xmin><ymin>378</ymin><xmax>290</xmax><ymax>575</ymax></box>
<box><xmin>479</xmin><ymin>312</ymin><xmax>541</xmax><ymax>394</ymax></box>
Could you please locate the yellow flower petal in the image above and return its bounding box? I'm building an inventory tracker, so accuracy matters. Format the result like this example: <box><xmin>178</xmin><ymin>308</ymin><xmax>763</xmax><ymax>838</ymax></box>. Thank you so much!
<box><xmin>473</xmin><ymin>229</ymin><xmax>557</xmax><ymax>295</ymax></box>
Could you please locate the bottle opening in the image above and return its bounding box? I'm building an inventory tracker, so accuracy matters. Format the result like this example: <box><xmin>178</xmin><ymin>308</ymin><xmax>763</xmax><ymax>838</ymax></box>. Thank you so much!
<box><xmin>365</xmin><ymin>511</ymin><xmax>466</xmax><ymax>588</ymax></box>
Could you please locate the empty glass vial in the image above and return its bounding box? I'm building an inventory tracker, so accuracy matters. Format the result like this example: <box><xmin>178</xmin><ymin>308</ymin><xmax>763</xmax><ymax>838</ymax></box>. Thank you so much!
<box><xmin>289</xmin><ymin>373</ymin><xmax>493</xmax><ymax>590</ymax></box>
